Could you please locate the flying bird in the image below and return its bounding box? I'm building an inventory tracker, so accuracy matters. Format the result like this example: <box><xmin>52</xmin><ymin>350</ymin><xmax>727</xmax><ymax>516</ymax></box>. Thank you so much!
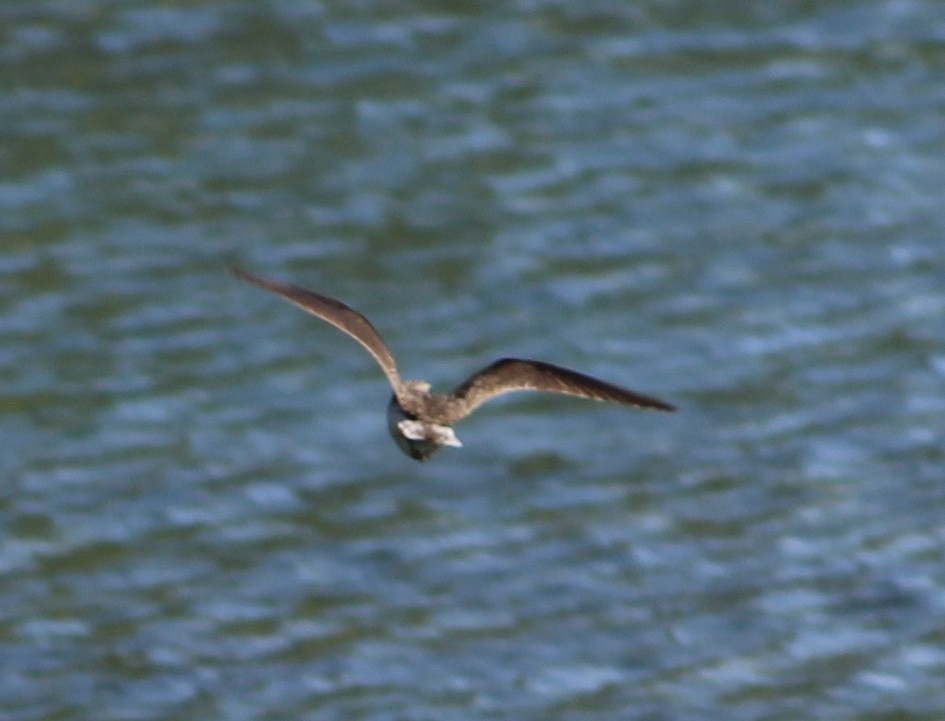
<box><xmin>231</xmin><ymin>267</ymin><xmax>675</xmax><ymax>461</ymax></box>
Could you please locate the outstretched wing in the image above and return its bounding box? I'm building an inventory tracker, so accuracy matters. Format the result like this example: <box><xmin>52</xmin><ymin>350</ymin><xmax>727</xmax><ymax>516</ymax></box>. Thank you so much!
<box><xmin>445</xmin><ymin>357</ymin><xmax>675</xmax><ymax>422</ymax></box>
<box><xmin>230</xmin><ymin>267</ymin><xmax>402</xmax><ymax>390</ymax></box>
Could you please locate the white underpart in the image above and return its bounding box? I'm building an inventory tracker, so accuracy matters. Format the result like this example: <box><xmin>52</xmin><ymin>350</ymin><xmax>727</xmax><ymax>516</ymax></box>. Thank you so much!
<box><xmin>398</xmin><ymin>420</ymin><xmax>462</xmax><ymax>447</ymax></box>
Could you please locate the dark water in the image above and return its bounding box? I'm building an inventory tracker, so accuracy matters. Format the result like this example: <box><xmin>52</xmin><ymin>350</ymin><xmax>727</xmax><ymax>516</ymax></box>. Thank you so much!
<box><xmin>3</xmin><ymin>2</ymin><xmax>945</xmax><ymax>719</ymax></box>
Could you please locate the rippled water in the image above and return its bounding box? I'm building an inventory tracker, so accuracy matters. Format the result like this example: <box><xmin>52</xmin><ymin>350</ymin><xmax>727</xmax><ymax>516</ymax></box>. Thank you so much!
<box><xmin>3</xmin><ymin>2</ymin><xmax>945</xmax><ymax>720</ymax></box>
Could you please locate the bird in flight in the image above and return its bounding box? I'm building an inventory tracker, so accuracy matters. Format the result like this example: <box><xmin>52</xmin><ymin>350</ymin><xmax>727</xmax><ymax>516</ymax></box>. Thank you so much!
<box><xmin>231</xmin><ymin>267</ymin><xmax>675</xmax><ymax>461</ymax></box>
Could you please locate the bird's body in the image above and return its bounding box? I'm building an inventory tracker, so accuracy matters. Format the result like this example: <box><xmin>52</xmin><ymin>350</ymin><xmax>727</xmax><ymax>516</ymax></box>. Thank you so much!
<box><xmin>386</xmin><ymin>388</ymin><xmax>462</xmax><ymax>461</ymax></box>
<box><xmin>231</xmin><ymin>267</ymin><xmax>675</xmax><ymax>461</ymax></box>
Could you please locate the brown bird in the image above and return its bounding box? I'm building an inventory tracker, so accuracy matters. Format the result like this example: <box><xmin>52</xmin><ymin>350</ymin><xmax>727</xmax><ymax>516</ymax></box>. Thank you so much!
<box><xmin>231</xmin><ymin>267</ymin><xmax>675</xmax><ymax>461</ymax></box>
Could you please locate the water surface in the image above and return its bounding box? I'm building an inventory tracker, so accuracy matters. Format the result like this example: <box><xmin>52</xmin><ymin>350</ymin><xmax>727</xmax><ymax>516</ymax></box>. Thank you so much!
<box><xmin>2</xmin><ymin>2</ymin><xmax>945</xmax><ymax>720</ymax></box>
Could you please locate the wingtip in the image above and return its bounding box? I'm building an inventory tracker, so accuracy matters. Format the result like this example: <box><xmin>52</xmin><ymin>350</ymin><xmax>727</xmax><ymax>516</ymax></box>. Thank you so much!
<box><xmin>649</xmin><ymin>396</ymin><xmax>677</xmax><ymax>413</ymax></box>
<box><xmin>228</xmin><ymin>265</ymin><xmax>273</xmax><ymax>289</ymax></box>
<box><xmin>227</xmin><ymin>264</ymin><xmax>252</xmax><ymax>281</ymax></box>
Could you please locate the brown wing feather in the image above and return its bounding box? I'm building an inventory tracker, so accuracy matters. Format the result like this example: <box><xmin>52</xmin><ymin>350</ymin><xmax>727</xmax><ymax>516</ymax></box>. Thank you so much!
<box><xmin>446</xmin><ymin>357</ymin><xmax>675</xmax><ymax>422</ymax></box>
<box><xmin>230</xmin><ymin>267</ymin><xmax>402</xmax><ymax>389</ymax></box>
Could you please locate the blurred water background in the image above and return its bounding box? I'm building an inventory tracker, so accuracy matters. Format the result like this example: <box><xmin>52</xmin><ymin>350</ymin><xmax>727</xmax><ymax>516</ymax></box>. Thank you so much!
<box><xmin>2</xmin><ymin>2</ymin><xmax>945</xmax><ymax>720</ymax></box>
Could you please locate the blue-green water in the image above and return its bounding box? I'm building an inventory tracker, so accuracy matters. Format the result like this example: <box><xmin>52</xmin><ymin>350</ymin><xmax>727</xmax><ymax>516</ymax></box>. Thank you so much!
<box><xmin>3</xmin><ymin>2</ymin><xmax>945</xmax><ymax>720</ymax></box>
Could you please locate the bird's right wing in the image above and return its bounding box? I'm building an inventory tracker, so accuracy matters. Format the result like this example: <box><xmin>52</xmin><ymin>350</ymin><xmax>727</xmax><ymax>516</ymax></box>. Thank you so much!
<box><xmin>445</xmin><ymin>357</ymin><xmax>675</xmax><ymax>423</ymax></box>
